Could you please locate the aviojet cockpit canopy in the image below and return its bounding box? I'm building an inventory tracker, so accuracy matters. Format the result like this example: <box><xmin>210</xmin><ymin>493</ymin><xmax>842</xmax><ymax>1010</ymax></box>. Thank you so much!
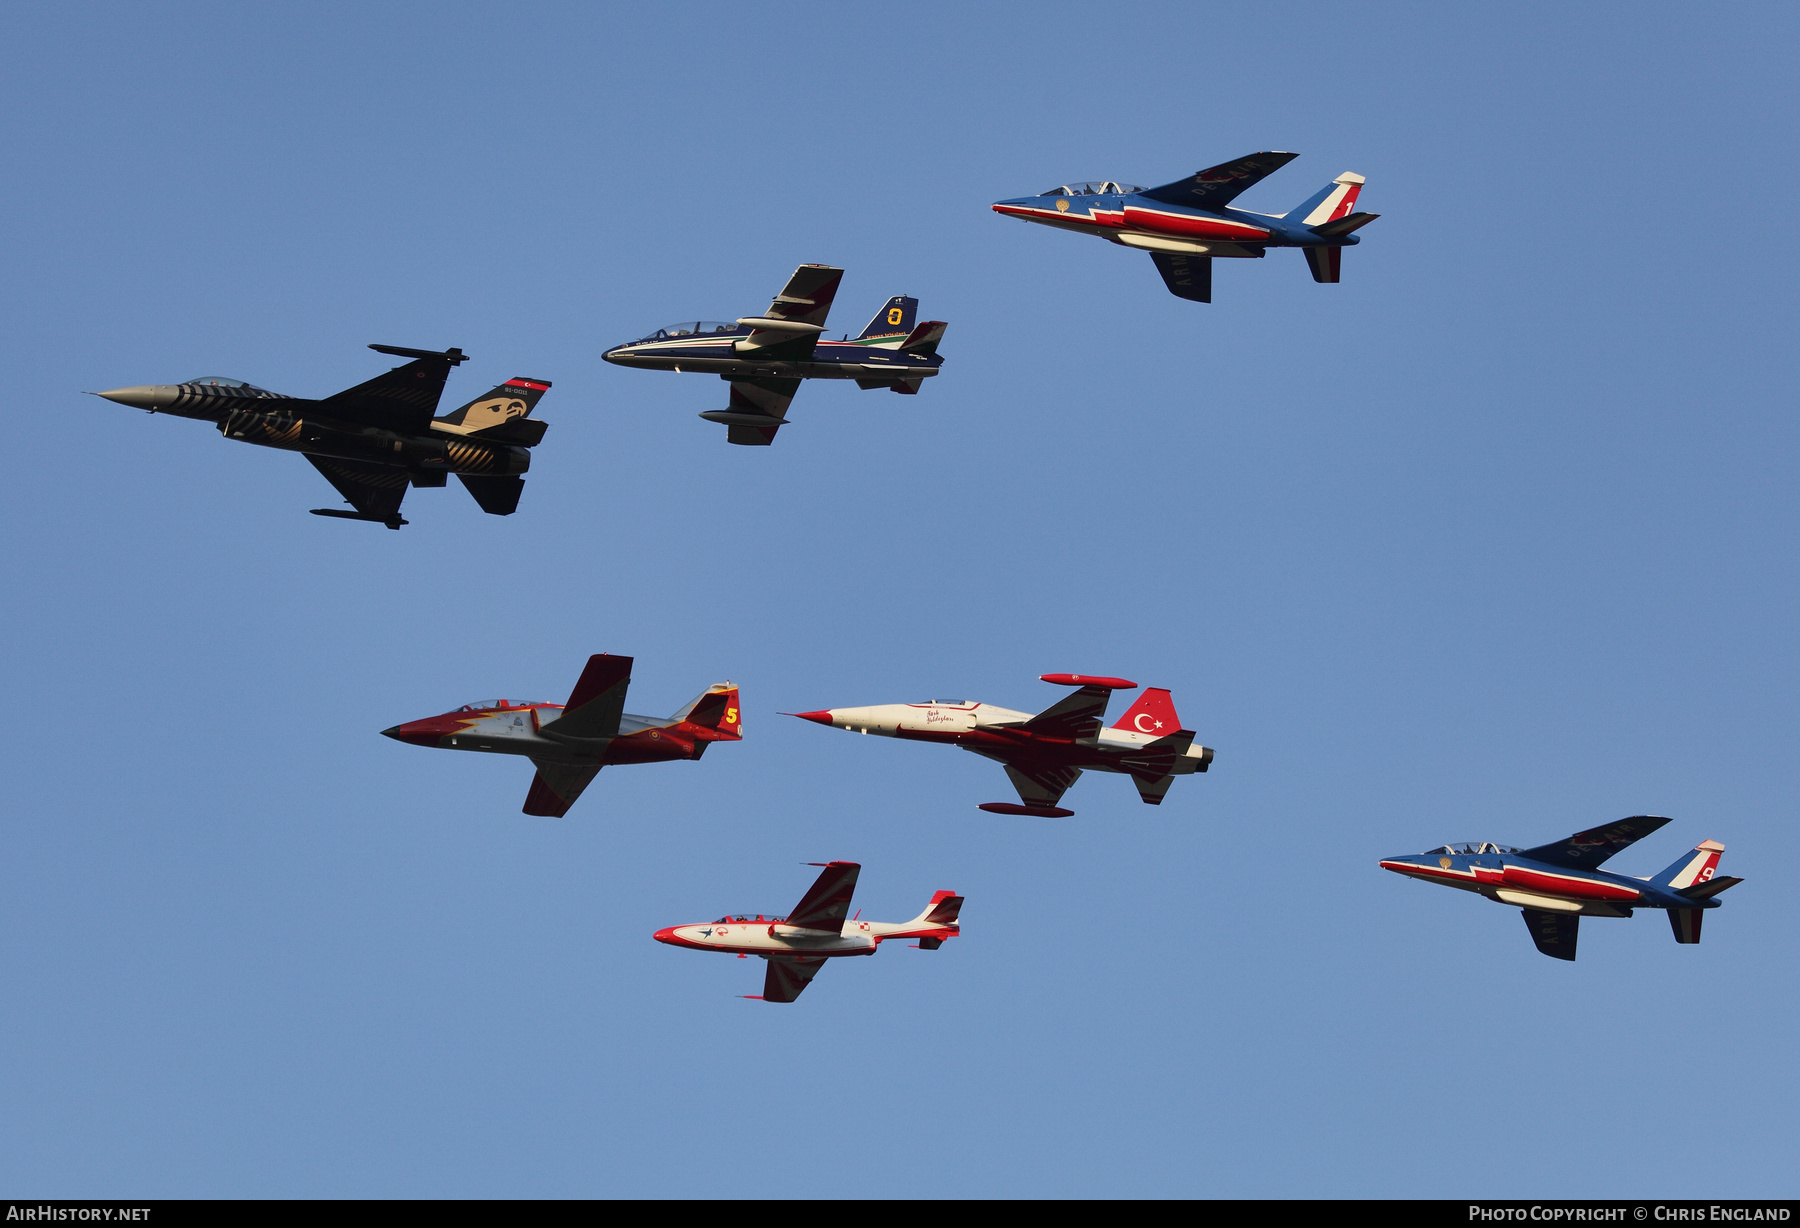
<box><xmin>634</xmin><ymin>321</ymin><xmax>740</xmax><ymax>342</ymax></box>
<box><xmin>1427</xmin><ymin>842</ymin><xmax>1522</xmax><ymax>855</ymax></box>
<box><xmin>1038</xmin><ymin>181</ymin><xmax>1145</xmax><ymax>197</ymax></box>
<box><xmin>456</xmin><ymin>699</ymin><xmax>551</xmax><ymax>712</ymax></box>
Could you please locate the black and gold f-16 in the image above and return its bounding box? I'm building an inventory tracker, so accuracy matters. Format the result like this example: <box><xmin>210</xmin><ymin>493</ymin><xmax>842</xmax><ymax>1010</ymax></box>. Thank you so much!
<box><xmin>93</xmin><ymin>345</ymin><xmax>551</xmax><ymax>529</ymax></box>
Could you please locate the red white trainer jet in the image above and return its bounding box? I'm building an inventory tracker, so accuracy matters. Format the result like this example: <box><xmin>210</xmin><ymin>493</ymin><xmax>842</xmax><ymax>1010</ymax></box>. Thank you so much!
<box><xmin>654</xmin><ymin>861</ymin><xmax>962</xmax><ymax>1002</ymax></box>
<box><xmin>791</xmin><ymin>675</ymin><xmax>1213</xmax><ymax>817</ymax></box>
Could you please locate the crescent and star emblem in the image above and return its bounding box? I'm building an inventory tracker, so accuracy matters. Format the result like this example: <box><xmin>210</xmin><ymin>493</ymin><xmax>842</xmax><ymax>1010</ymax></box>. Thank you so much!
<box><xmin>1134</xmin><ymin>713</ymin><xmax>1162</xmax><ymax>732</ymax></box>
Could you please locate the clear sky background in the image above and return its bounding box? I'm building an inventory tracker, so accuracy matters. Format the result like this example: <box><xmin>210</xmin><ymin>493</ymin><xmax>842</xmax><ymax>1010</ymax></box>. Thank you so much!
<box><xmin>2</xmin><ymin>0</ymin><xmax>1795</xmax><ymax>1199</ymax></box>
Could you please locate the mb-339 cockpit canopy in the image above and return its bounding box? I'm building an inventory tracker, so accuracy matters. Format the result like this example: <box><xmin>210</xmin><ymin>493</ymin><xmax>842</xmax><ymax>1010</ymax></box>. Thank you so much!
<box><xmin>1427</xmin><ymin>842</ymin><xmax>1522</xmax><ymax>855</ymax></box>
<box><xmin>633</xmin><ymin>321</ymin><xmax>741</xmax><ymax>342</ymax></box>
<box><xmin>1038</xmin><ymin>182</ymin><xmax>1146</xmax><ymax>197</ymax></box>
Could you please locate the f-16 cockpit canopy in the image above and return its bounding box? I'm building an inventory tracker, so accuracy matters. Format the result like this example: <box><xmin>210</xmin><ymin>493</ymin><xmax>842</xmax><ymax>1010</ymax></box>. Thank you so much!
<box><xmin>1038</xmin><ymin>182</ymin><xmax>1146</xmax><ymax>197</ymax></box>
<box><xmin>1427</xmin><ymin>842</ymin><xmax>1522</xmax><ymax>855</ymax></box>
<box><xmin>183</xmin><ymin>376</ymin><xmax>271</xmax><ymax>391</ymax></box>
<box><xmin>714</xmin><ymin>914</ymin><xmax>787</xmax><ymax>924</ymax></box>
<box><xmin>456</xmin><ymin>699</ymin><xmax>550</xmax><ymax>712</ymax></box>
<box><xmin>635</xmin><ymin>321</ymin><xmax>739</xmax><ymax>342</ymax></box>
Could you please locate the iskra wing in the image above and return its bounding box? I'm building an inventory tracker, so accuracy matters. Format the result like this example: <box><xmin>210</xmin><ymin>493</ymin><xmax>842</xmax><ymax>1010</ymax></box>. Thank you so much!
<box><xmin>785</xmin><ymin>862</ymin><xmax>860</xmax><ymax>933</ymax></box>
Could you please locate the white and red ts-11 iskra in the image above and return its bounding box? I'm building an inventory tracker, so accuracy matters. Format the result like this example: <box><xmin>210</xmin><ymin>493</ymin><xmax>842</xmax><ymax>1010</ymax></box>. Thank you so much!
<box><xmin>791</xmin><ymin>674</ymin><xmax>1213</xmax><ymax>817</ymax></box>
<box><xmin>654</xmin><ymin>861</ymin><xmax>962</xmax><ymax>1003</ymax></box>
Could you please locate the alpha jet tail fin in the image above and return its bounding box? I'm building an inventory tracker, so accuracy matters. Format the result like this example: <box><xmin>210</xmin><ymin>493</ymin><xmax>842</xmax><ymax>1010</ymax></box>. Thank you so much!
<box><xmin>1289</xmin><ymin>172</ymin><xmax>1365</xmax><ymax>226</ymax></box>
<box><xmin>1649</xmin><ymin>839</ymin><xmax>1725</xmax><ymax>890</ymax></box>
<box><xmin>854</xmin><ymin>296</ymin><xmax>918</xmax><ymax>346</ymax></box>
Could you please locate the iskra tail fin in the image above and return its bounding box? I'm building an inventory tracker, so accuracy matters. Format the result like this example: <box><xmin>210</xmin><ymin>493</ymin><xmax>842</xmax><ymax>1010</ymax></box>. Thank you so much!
<box><xmin>910</xmin><ymin>889</ymin><xmax>964</xmax><ymax>926</ymax></box>
<box><xmin>853</xmin><ymin>296</ymin><xmax>918</xmax><ymax>347</ymax></box>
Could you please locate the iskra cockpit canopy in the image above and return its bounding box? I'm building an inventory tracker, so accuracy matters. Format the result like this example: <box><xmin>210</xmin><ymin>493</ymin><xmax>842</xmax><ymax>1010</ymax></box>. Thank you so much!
<box><xmin>1427</xmin><ymin>842</ymin><xmax>1522</xmax><ymax>855</ymax></box>
<box><xmin>715</xmin><ymin>914</ymin><xmax>788</xmax><ymax>924</ymax></box>
<box><xmin>1038</xmin><ymin>182</ymin><xmax>1145</xmax><ymax>197</ymax></box>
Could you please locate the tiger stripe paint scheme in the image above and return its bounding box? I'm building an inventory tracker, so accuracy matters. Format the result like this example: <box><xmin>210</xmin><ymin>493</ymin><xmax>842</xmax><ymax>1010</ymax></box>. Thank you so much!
<box><xmin>992</xmin><ymin>151</ymin><xmax>1378</xmax><ymax>303</ymax></box>
<box><xmin>601</xmin><ymin>265</ymin><xmax>947</xmax><ymax>446</ymax></box>
<box><xmin>1380</xmin><ymin>818</ymin><xmax>1743</xmax><ymax>961</ymax></box>
<box><xmin>93</xmin><ymin>345</ymin><xmax>552</xmax><ymax>528</ymax></box>
<box><xmin>654</xmin><ymin>861</ymin><xmax>963</xmax><ymax>1002</ymax></box>
<box><xmin>382</xmin><ymin>653</ymin><xmax>742</xmax><ymax>817</ymax></box>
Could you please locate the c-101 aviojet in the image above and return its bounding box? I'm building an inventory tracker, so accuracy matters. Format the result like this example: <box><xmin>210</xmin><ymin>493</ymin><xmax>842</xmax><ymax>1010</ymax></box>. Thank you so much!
<box><xmin>791</xmin><ymin>674</ymin><xmax>1213</xmax><ymax>817</ymax></box>
<box><xmin>93</xmin><ymin>345</ymin><xmax>551</xmax><ymax>528</ymax></box>
<box><xmin>382</xmin><ymin>653</ymin><xmax>741</xmax><ymax>816</ymax></box>
<box><xmin>601</xmin><ymin>264</ymin><xmax>946</xmax><ymax>445</ymax></box>
<box><xmin>1380</xmin><ymin>816</ymin><xmax>1743</xmax><ymax>961</ymax></box>
<box><xmin>992</xmin><ymin>151</ymin><xmax>1377</xmax><ymax>303</ymax></box>
<box><xmin>655</xmin><ymin>861</ymin><xmax>962</xmax><ymax>1002</ymax></box>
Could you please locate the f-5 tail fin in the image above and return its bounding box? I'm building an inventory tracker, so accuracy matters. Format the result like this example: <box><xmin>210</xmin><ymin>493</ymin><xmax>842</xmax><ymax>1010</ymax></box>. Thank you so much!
<box><xmin>1112</xmin><ymin>687</ymin><xmax>1180</xmax><ymax>737</ymax></box>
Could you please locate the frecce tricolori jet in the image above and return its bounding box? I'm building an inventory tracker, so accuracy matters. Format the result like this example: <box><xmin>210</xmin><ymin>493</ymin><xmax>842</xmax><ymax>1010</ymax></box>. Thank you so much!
<box><xmin>655</xmin><ymin>861</ymin><xmax>962</xmax><ymax>1002</ymax></box>
<box><xmin>602</xmin><ymin>264</ymin><xmax>946</xmax><ymax>445</ymax></box>
<box><xmin>792</xmin><ymin>674</ymin><xmax>1213</xmax><ymax>817</ymax></box>
<box><xmin>383</xmin><ymin>653</ymin><xmax>741</xmax><ymax>816</ymax></box>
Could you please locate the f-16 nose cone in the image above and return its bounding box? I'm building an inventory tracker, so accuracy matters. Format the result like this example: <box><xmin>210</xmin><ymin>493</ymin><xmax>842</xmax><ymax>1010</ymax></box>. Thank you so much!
<box><xmin>92</xmin><ymin>385</ymin><xmax>177</xmax><ymax>409</ymax></box>
<box><xmin>788</xmin><ymin>710</ymin><xmax>834</xmax><ymax>726</ymax></box>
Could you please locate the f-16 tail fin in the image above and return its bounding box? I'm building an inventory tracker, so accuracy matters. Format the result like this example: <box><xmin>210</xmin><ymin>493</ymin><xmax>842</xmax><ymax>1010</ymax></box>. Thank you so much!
<box><xmin>433</xmin><ymin>377</ymin><xmax>551</xmax><ymax>436</ymax></box>
<box><xmin>1290</xmin><ymin>172</ymin><xmax>1365</xmax><ymax>226</ymax></box>
<box><xmin>854</xmin><ymin>296</ymin><xmax>917</xmax><ymax>346</ymax></box>
<box><xmin>1650</xmin><ymin>839</ymin><xmax>1725</xmax><ymax>890</ymax></box>
<box><xmin>1112</xmin><ymin>687</ymin><xmax>1180</xmax><ymax>737</ymax></box>
<box><xmin>669</xmin><ymin>683</ymin><xmax>742</xmax><ymax>739</ymax></box>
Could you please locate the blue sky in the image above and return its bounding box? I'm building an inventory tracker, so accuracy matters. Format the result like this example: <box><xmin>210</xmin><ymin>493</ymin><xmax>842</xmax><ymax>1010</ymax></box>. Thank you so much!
<box><xmin>2</xmin><ymin>0</ymin><xmax>1795</xmax><ymax>1198</ymax></box>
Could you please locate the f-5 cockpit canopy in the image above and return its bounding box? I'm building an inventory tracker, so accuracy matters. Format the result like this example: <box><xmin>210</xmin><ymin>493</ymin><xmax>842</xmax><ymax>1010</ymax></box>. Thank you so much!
<box><xmin>1038</xmin><ymin>182</ymin><xmax>1146</xmax><ymax>197</ymax></box>
<box><xmin>1427</xmin><ymin>842</ymin><xmax>1522</xmax><ymax>855</ymax></box>
<box><xmin>634</xmin><ymin>321</ymin><xmax>740</xmax><ymax>342</ymax></box>
<box><xmin>456</xmin><ymin>698</ymin><xmax>552</xmax><ymax>712</ymax></box>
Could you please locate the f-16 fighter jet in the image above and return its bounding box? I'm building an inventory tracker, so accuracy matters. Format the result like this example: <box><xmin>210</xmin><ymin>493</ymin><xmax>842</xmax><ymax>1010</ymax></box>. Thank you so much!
<box><xmin>791</xmin><ymin>674</ymin><xmax>1213</xmax><ymax>817</ymax></box>
<box><xmin>92</xmin><ymin>345</ymin><xmax>551</xmax><ymax>528</ymax></box>
<box><xmin>992</xmin><ymin>151</ymin><xmax>1377</xmax><ymax>303</ymax></box>
<box><xmin>1380</xmin><ymin>817</ymin><xmax>1743</xmax><ymax>961</ymax></box>
<box><xmin>382</xmin><ymin>653</ymin><xmax>741</xmax><ymax>816</ymax></box>
<box><xmin>601</xmin><ymin>264</ymin><xmax>946</xmax><ymax>445</ymax></box>
<box><xmin>654</xmin><ymin>861</ymin><xmax>962</xmax><ymax>1002</ymax></box>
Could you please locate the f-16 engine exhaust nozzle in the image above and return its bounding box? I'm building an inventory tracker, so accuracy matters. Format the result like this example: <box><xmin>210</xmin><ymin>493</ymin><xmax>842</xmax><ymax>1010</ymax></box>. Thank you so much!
<box><xmin>93</xmin><ymin>385</ymin><xmax>178</xmax><ymax>409</ymax></box>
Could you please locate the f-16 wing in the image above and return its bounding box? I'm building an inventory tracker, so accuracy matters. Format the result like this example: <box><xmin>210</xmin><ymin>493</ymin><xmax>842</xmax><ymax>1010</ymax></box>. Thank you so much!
<box><xmin>523</xmin><ymin>760</ymin><xmax>601</xmax><ymax>817</ymax></box>
<box><xmin>1521</xmin><ymin>815</ymin><xmax>1672</xmax><ymax>871</ymax></box>
<box><xmin>306</xmin><ymin>455</ymin><xmax>411</xmax><ymax>528</ymax></box>
<box><xmin>698</xmin><ymin>377</ymin><xmax>801</xmax><ymax>446</ymax></box>
<box><xmin>786</xmin><ymin>861</ymin><xmax>860</xmax><ymax>934</ymax></box>
<box><xmin>757</xmin><ymin>955</ymin><xmax>826</xmax><ymax>1003</ymax></box>
<box><xmin>538</xmin><ymin>654</ymin><xmax>633</xmax><ymax>741</ymax></box>
<box><xmin>1139</xmin><ymin>150</ymin><xmax>1299</xmax><ymax>210</ymax></box>
<box><xmin>315</xmin><ymin>344</ymin><xmax>468</xmax><ymax>434</ymax></box>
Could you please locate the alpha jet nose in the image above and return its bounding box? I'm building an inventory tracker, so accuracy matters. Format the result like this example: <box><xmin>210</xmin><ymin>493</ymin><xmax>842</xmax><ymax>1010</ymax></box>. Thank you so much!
<box><xmin>91</xmin><ymin>385</ymin><xmax>179</xmax><ymax>409</ymax></box>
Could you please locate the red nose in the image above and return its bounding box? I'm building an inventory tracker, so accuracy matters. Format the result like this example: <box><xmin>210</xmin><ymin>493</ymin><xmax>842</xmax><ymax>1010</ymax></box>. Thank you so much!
<box><xmin>652</xmin><ymin>927</ymin><xmax>679</xmax><ymax>945</ymax></box>
<box><xmin>380</xmin><ymin>716</ymin><xmax>459</xmax><ymax>747</ymax></box>
<box><xmin>788</xmin><ymin>711</ymin><xmax>834</xmax><ymax>726</ymax></box>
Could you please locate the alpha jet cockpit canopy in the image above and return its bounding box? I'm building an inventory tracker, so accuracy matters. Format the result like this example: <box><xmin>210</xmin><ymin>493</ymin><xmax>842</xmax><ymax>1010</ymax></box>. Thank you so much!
<box><xmin>1427</xmin><ymin>842</ymin><xmax>1522</xmax><ymax>855</ymax></box>
<box><xmin>1038</xmin><ymin>181</ymin><xmax>1146</xmax><ymax>196</ymax></box>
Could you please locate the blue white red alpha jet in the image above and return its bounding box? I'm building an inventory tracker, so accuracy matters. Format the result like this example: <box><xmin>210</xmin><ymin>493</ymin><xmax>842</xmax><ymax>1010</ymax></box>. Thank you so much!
<box><xmin>791</xmin><ymin>675</ymin><xmax>1213</xmax><ymax>817</ymax></box>
<box><xmin>1381</xmin><ymin>817</ymin><xmax>1743</xmax><ymax>961</ymax></box>
<box><xmin>601</xmin><ymin>264</ymin><xmax>946</xmax><ymax>445</ymax></box>
<box><xmin>993</xmin><ymin>151</ymin><xmax>1376</xmax><ymax>303</ymax></box>
<box><xmin>654</xmin><ymin>861</ymin><xmax>962</xmax><ymax>1002</ymax></box>
<box><xmin>382</xmin><ymin>653</ymin><xmax>740</xmax><ymax>816</ymax></box>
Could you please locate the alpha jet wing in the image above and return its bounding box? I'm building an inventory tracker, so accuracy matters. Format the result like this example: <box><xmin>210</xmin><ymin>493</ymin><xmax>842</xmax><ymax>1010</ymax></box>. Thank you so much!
<box><xmin>382</xmin><ymin>652</ymin><xmax>742</xmax><ymax>816</ymax></box>
<box><xmin>993</xmin><ymin>151</ymin><xmax>1378</xmax><ymax>303</ymax></box>
<box><xmin>93</xmin><ymin>345</ymin><xmax>553</xmax><ymax>528</ymax></box>
<box><xmin>602</xmin><ymin>264</ymin><xmax>948</xmax><ymax>446</ymax></box>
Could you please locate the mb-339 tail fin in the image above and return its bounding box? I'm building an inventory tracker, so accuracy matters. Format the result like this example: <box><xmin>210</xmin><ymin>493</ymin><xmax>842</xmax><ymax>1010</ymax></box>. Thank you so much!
<box><xmin>854</xmin><ymin>296</ymin><xmax>918</xmax><ymax>346</ymax></box>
